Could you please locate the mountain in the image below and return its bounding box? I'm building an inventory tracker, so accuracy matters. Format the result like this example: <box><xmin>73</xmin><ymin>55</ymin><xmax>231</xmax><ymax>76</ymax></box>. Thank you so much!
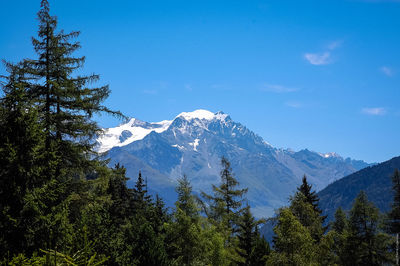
<box><xmin>97</xmin><ymin>109</ymin><xmax>371</xmax><ymax>217</ymax></box>
<box><xmin>318</xmin><ymin>156</ymin><xmax>400</xmax><ymax>221</ymax></box>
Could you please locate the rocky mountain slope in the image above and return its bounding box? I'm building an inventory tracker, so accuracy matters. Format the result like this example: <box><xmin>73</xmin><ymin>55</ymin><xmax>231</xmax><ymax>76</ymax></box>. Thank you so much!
<box><xmin>97</xmin><ymin>110</ymin><xmax>371</xmax><ymax>217</ymax></box>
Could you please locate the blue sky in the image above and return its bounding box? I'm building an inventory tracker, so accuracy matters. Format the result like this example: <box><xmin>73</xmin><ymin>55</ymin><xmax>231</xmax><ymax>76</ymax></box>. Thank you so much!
<box><xmin>1</xmin><ymin>0</ymin><xmax>399</xmax><ymax>163</ymax></box>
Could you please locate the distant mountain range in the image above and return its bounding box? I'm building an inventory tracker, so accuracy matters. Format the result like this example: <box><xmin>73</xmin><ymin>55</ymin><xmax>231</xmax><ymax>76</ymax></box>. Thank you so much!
<box><xmin>318</xmin><ymin>156</ymin><xmax>400</xmax><ymax>221</ymax></box>
<box><xmin>97</xmin><ymin>109</ymin><xmax>372</xmax><ymax>217</ymax></box>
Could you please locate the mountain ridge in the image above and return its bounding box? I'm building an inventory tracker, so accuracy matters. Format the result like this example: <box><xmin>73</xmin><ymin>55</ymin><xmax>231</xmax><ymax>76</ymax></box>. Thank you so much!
<box><xmin>97</xmin><ymin>109</ymin><xmax>372</xmax><ymax>217</ymax></box>
<box><xmin>318</xmin><ymin>156</ymin><xmax>400</xmax><ymax>221</ymax></box>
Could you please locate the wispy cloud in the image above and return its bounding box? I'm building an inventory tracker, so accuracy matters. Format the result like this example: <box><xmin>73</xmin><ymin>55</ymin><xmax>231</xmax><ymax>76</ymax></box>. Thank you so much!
<box><xmin>361</xmin><ymin>107</ymin><xmax>386</xmax><ymax>115</ymax></box>
<box><xmin>261</xmin><ymin>84</ymin><xmax>298</xmax><ymax>93</ymax></box>
<box><xmin>285</xmin><ymin>101</ymin><xmax>303</xmax><ymax>108</ymax></box>
<box><xmin>304</xmin><ymin>52</ymin><xmax>331</xmax><ymax>65</ymax></box>
<box><xmin>304</xmin><ymin>40</ymin><xmax>342</xmax><ymax>65</ymax></box>
<box><xmin>380</xmin><ymin>66</ymin><xmax>394</xmax><ymax>77</ymax></box>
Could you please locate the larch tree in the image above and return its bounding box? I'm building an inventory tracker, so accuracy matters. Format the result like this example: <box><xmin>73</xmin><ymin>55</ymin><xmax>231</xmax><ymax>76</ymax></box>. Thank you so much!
<box><xmin>201</xmin><ymin>157</ymin><xmax>248</xmax><ymax>239</ymax></box>
<box><xmin>22</xmin><ymin>0</ymin><xmax>121</xmax><ymax>177</ymax></box>
<box><xmin>345</xmin><ymin>191</ymin><xmax>392</xmax><ymax>265</ymax></box>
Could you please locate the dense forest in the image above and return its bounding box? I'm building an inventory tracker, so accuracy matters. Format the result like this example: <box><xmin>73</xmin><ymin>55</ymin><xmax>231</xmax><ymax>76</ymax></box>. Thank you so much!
<box><xmin>1</xmin><ymin>1</ymin><xmax>399</xmax><ymax>265</ymax></box>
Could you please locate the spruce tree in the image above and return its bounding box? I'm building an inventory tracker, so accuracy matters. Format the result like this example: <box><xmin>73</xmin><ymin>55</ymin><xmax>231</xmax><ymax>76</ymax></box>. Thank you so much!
<box><xmin>236</xmin><ymin>205</ymin><xmax>268</xmax><ymax>266</ymax></box>
<box><xmin>298</xmin><ymin>175</ymin><xmax>325</xmax><ymax>216</ymax></box>
<box><xmin>297</xmin><ymin>175</ymin><xmax>327</xmax><ymax>235</ymax></box>
<box><xmin>236</xmin><ymin>206</ymin><xmax>256</xmax><ymax>265</ymax></box>
<box><xmin>132</xmin><ymin>171</ymin><xmax>152</xmax><ymax>214</ymax></box>
<box><xmin>289</xmin><ymin>191</ymin><xmax>325</xmax><ymax>242</ymax></box>
<box><xmin>0</xmin><ymin>62</ymin><xmax>44</xmax><ymax>256</ymax></box>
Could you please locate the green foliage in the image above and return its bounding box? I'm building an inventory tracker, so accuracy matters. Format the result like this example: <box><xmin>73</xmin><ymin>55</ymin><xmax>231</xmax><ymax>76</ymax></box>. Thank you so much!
<box><xmin>289</xmin><ymin>192</ymin><xmax>325</xmax><ymax>243</ymax></box>
<box><xmin>236</xmin><ymin>205</ymin><xmax>269</xmax><ymax>265</ymax></box>
<box><xmin>268</xmin><ymin>208</ymin><xmax>317</xmax><ymax>265</ymax></box>
<box><xmin>0</xmin><ymin>62</ymin><xmax>45</xmax><ymax>256</ymax></box>
<box><xmin>201</xmin><ymin>157</ymin><xmax>248</xmax><ymax>240</ymax></box>
<box><xmin>343</xmin><ymin>191</ymin><xmax>393</xmax><ymax>265</ymax></box>
<box><xmin>1</xmin><ymin>1</ymin><xmax>398</xmax><ymax>265</ymax></box>
<box><xmin>297</xmin><ymin>175</ymin><xmax>327</xmax><ymax>238</ymax></box>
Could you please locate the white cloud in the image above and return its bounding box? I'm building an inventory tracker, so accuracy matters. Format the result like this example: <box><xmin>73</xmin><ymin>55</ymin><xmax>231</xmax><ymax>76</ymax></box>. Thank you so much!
<box><xmin>381</xmin><ymin>66</ymin><xmax>394</xmax><ymax>77</ymax></box>
<box><xmin>261</xmin><ymin>84</ymin><xmax>298</xmax><ymax>93</ymax></box>
<box><xmin>285</xmin><ymin>101</ymin><xmax>303</xmax><ymax>108</ymax></box>
<box><xmin>361</xmin><ymin>107</ymin><xmax>386</xmax><ymax>115</ymax></box>
<box><xmin>304</xmin><ymin>40</ymin><xmax>343</xmax><ymax>65</ymax></box>
<box><xmin>304</xmin><ymin>52</ymin><xmax>331</xmax><ymax>65</ymax></box>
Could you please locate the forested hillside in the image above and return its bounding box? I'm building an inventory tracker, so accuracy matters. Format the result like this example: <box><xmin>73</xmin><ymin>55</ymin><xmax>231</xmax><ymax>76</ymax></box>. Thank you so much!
<box><xmin>318</xmin><ymin>156</ymin><xmax>400</xmax><ymax>221</ymax></box>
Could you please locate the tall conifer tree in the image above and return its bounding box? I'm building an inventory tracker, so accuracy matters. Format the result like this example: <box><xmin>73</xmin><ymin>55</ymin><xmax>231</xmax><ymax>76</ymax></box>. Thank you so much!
<box><xmin>23</xmin><ymin>0</ymin><xmax>121</xmax><ymax>175</ymax></box>
<box><xmin>297</xmin><ymin>175</ymin><xmax>327</xmax><ymax>235</ymax></box>
<box><xmin>201</xmin><ymin>157</ymin><xmax>248</xmax><ymax>237</ymax></box>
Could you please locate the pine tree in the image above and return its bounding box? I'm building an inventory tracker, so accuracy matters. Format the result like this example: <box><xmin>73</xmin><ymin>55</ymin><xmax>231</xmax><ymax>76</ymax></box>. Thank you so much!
<box><xmin>201</xmin><ymin>157</ymin><xmax>248</xmax><ymax>239</ymax></box>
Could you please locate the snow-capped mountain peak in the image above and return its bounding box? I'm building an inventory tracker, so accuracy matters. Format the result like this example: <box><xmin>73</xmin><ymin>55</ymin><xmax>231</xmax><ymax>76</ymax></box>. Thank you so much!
<box><xmin>319</xmin><ymin>152</ymin><xmax>341</xmax><ymax>159</ymax></box>
<box><xmin>97</xmin><ymin>109</ymin><xmax>233</xmax><ymax>153</ymax></box>
<box><xmin>176</xmin><ymin>109</ymin><xmax>229</xmax><ymax>121</ymax></box>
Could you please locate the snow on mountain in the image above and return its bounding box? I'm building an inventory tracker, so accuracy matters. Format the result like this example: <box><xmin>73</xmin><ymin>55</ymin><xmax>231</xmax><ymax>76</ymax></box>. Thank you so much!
<box><xmin>97</xmin><ymin>109</ymin><xmax>231</xmax><ymax>153</ymax></box>
<box><xmin>176</xmin><ymin>109</ymin><xmax>228</xmax><ymax>121</ymax></box>
<box><xmin>97</xmin><ymin>118</ymin><xmax>172</xmax><ymax>153</ymax></box>
<box><xmin>97</xmin><ymin>109</ymin><xmax>372</xmax><ymax>217</ymax></box>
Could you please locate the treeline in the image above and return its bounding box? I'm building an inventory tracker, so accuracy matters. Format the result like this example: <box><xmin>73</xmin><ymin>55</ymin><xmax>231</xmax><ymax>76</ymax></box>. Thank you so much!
<box><xmin>1</xmin><ymin>1</ymin><xmax>400</xmax><ymax>265</ymax></box>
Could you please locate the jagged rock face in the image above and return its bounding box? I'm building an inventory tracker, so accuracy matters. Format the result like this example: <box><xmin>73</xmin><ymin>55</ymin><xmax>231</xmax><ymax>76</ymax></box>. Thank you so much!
<box><xmin>97</xmin><ymin>109</ymin><xmax>371</xmax><ymax>217</ymax></box>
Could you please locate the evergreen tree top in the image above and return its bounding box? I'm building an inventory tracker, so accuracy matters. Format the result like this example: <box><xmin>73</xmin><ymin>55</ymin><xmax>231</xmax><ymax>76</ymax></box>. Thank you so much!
<box><xmin>297</xmin><ymin>175</ymin><xmax>323</xmax><ymax>215</ymax></box>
